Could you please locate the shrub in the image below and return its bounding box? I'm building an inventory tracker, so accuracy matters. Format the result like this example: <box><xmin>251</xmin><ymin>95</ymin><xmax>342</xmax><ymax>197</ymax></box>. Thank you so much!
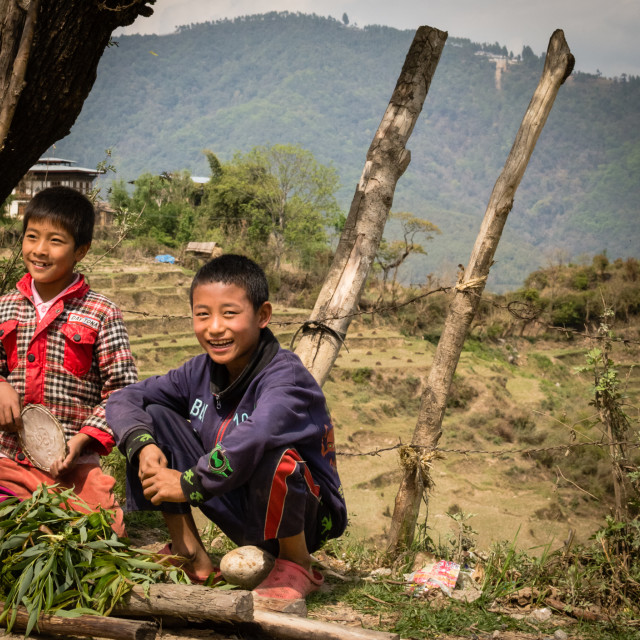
<box><xmin>523</xmin><ymin>269</ymin><xmax>548</xmax><ymax>290</ymax></box>
<box><xmin>447</xmin><ymin>374</ymin><xmax>478</xmax><ymax>409</ymax></box>
<box><xmin>529</xmin><ymin>353</ymin><xmax>553</xmax><ymax>371</ymax></box>
<box><xmin>550</xmin><ymin>293</ymin><xmax>587</xmax><ymax>328</ymax></box>
<box><xmin>351</xmin><ymin>367</ymin><xmax>373</xmax><ymax>384</ymax></box>
<box><xmin>485</xmin><ymin>322</ymin><xmax>504</xmax><ymax>339</ymax></box>
<box><xmin>572</xmin><ymin>268</ymin><xmax>592</xmax><ymax>290</ymax></box>
<box><xmin>510</xmin><ymin>412</ymin><xmax>546</xmax><ymax>445</ymax></box>
<box><xmin>492</xmin><ymin>421</ymin><xmax>515</xmax><ymax>442</ymax></box>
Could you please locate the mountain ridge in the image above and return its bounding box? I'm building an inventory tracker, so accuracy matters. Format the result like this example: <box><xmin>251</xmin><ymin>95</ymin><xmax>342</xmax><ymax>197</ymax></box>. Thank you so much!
<box><xmin>51</xmin><ymin>12</ymin><xmax>640</xmax><ymax>290</ymax></box>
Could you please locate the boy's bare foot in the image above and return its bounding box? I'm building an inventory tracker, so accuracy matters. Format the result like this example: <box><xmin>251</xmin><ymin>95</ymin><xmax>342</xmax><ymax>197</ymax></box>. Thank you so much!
<box><xmin>160</xmin><ymin>512</ymin><xmax>218</xmax><ymax>582</ymax></box>
<box><xmin>158</xmin><ymin>543</ymin><xmax>219</xmax><ymax>584</ymax></box>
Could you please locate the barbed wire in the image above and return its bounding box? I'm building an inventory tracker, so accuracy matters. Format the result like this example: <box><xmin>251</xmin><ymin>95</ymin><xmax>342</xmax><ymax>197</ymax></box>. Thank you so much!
<box><xmin>118</xmin><ymin>288</ymin><xmax>455</xmax><ymax>329</ymax></box>
<box><xmin>108</xmin><ymin>279</ymin><xmax>640</xmax><ymax>474</ymax></box>
<box><xmin>470</xmin><ymin>292</ymin><xmax>640</xmax><ymax>346</ymax></box>
<box><xmin>336</xmin><ymin>439</ymin><xmax>640</xmax><ymax>458</ymax></box>
<box><xmin>123</xmin><ymin>309</ymin><xmax>191</xmax><ymax>320</ymax></box>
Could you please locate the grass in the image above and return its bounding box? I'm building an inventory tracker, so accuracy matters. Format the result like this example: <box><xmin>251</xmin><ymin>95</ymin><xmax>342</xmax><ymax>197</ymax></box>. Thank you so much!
<box><xmin>307</xmin><ymin>520</ymin><xmax>640</xmax><ymax>640</ymax></box>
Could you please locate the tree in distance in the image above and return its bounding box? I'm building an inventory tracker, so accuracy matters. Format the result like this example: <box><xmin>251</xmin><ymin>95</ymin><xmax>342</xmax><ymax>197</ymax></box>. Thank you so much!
<box><xmin>109</xmin><ymin>170</ymin><xmax>201</xmax><ymax>248</ymax></box>
<box><xmin>376</xmin><ymin>212</ymin><xmax>441</xmax><ymax>301</ymax></box>
<box><xmin>106</xmin><ymin>144</ymin><xmax>343</xmax><ymax>271</ymax></box>
<box><xmin>202</xmin><ymin>144</ymin><xmax>343</xmax><ymax>270</ymax></box>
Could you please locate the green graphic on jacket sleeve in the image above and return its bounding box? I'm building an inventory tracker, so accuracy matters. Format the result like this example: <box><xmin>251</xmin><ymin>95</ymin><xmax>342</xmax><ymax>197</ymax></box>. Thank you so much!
<box><xmin>136</xmin><ymin>433</ymin><xmax>155</xmax><ymax>443</ymax></box>
<box><xmin>208</xmin><ymin>443</ymin><xmax>233</xmax><ymax>477</ymax></box>
<box><xmin>320</xmin><ymin>514</ymin><xmax>333</xmax><ymax>535</ymax></box>
<box><xmin>189</xmin><ymin>491</ymin><xmax>204</xmax><ymax>503</ymax></box>
<box><xmin>183</xmin><ymin>468</ymin><xmax>194</xmax><ymax>485</ymax></box>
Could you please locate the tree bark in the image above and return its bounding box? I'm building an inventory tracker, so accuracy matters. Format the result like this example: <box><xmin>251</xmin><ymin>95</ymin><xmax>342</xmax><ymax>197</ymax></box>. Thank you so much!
<box><xmin>0</xmin><ymin>0</ymin><xmax>156</xmax><ymax>204</ymax></box>
<box><xmin>0</xmin><ymin>603</ymin><xmax>157</xmax><ymax>640</ymax></box>
<box><xmin>386</xmin><ymin>30</ymin><xmax>575</xmax><ymax>552</ymax></box>
<box><xmin>294</xmin><ymin>25</ymin><xmax>447</xmax><ymax>386</ymax></box>
<box><xmin>112</xmin><ymin>583</ymin><xmax>254</xmax><ymax>623</ymax></box>
<box><xmin>0</xmin><ymin>0</ymin><xmax>39</xmax><ymax>150</ymax></box>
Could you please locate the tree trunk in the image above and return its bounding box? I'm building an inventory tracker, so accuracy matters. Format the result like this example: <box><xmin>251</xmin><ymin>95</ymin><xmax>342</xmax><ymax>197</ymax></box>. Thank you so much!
<box><xmin>0</xmin><ymin>0</ymin><xmax>156</xmax><ymax>204</ymax></box>
<box><xmin>387</xmin><ymin>30</ymin><xmax>575</xmax><ymax>552</ymax></box>
<box><xmin>294</xmin><ymin>25</ymin><xmax>447</xmax><ymax>386</ymax></box>
<box><xmin>602</xmin><ymin>404</ymin><xmax>627</xmax><ymax>520</ymax></box>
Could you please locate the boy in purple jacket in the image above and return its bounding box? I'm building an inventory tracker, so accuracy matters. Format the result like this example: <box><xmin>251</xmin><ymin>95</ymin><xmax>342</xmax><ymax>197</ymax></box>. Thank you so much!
<box><xmin>106</xmin><ymin>254</ymin><xmax>346</xmax><ymax>604</ymax></box>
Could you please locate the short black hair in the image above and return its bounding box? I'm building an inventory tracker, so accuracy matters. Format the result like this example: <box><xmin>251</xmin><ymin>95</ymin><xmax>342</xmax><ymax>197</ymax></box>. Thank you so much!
<box><xmin>190</xmin><ymin>254</ymin><xmax>269</xmax><ymax>311</ymax></box>
<box><xmin>22</xmin><ymin>186</ymin><xmax>95</xmax><ymax>248</ymax></box>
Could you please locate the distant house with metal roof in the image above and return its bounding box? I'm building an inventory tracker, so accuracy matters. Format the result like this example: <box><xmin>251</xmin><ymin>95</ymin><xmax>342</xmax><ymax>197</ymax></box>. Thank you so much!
<box><xmin>9</xmin><ymin>157</ymin><xmax>102</xmax><ymax>218</ymax></box>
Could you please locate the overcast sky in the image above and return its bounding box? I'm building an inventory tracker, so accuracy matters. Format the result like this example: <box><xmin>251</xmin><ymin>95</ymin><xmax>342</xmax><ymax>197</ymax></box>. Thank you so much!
<box><xmin>116</xmin><ymin>0</ymin><xmax>640</xmax><ymax>78</ymax></box>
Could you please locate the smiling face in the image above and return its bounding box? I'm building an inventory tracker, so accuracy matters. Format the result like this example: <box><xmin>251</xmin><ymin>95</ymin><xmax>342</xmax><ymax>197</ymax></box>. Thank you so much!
<box><xmin>192</xmin><ymin>281</ymin><xmax>272</xmax><ymax>382</ymax></box>
<box><xmin>22</xmin><ymin>218</ymin><xmax>90</xmax><ymax>302</ymax></box>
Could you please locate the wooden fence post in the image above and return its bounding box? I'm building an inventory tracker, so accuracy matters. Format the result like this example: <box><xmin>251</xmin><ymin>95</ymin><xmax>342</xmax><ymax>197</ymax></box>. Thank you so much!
<box><xmin>386</xmin><ymin>30</ymin><xmax>575</xmax><ymax>552</ymax></box>
<box><xmin>294</xmin><ymin>25</ymin><xmax>447</xmax><ymax>386</ymax></box>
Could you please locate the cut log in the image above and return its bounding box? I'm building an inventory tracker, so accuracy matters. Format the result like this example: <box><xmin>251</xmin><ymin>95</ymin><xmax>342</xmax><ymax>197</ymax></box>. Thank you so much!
<box><xmin>0</xmin><ymin>603</ymin><xmax>157</xmax><ymax>640</ymax></box>
<box><xmin>252</xmin><ymin>609</ymin><xmax>400</xmax><ymax>640</ymax></box>
<box><xmin>294</xmin><ymin>25</ymin><xmax>447</xmax><ymax>386</ymax></box>
<box><xmin>545</xmin><ymin>597</ymin><xmax>603</xmax><ymax>621</ymax></box>
<box><xmin>386</xmin><ymin>29</ymin><xmax>575</xmax><ymax>552</ymax></box>
<box><xmin>113</xmin><ymin>584</ymin><xmax>254</xmax><ymax>623</ymax></box>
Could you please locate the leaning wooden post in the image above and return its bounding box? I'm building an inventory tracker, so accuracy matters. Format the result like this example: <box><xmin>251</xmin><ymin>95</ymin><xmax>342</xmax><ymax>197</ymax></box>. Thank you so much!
<box><xmin>387</xmin><ymin>30</ymin><xmax>575</xmax><ymax>552</ymax></box>
<box><xmin>294</xmin><ymin>25</ymin><xmax>447</xmax><ymax>386</ymax></box>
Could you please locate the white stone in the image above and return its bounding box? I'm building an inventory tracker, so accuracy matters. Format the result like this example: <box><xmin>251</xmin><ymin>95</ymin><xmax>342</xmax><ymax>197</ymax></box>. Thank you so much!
<box><xmin>220</xmin><ymin>546</ymin><xmax>276</xmax><ymax>589</ymax></box>
<box><xmin>528</xmin><ymin>607</ymin><xmax>553</xmax><ymax>623</ymax></box>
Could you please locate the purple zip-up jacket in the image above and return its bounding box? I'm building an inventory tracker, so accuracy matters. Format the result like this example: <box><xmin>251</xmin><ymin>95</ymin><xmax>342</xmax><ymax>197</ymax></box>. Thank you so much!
<box><xmin>106</xmin><ymin>329</ymin><xmax>346</xmax><ymax>532</ymax></box>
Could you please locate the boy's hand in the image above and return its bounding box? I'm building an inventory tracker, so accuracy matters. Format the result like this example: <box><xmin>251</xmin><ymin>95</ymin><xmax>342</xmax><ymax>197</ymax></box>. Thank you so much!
<box><xmin>0</xmin><ymin>381</ymin><xmax>22</xmax><ymax>432</ymax></box>
<box><xmin>137</xmin><ymin>444</ymin><xmax>168</xmax><ymax>481</ymax></box>
<box><xmin>137</xmin><ymin>445</ymin><xmax>186</xmax><ymax>504</ymax></box>
<box><xmin>140</xmin><ymin>467</ymin><xmax>186</xmax><ymax>504</ymax></box>
<box><xmin>51</xmin><ymin>433</ymin><xmax>92</xmax><ymax>478</ymax></box>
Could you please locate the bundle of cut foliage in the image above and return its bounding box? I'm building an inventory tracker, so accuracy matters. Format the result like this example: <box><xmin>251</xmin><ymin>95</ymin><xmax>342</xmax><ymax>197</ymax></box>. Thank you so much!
<box><xmin>0</xmin><ymin>485</ymin><xmax>187</xmax><ymax>636</ymax></box>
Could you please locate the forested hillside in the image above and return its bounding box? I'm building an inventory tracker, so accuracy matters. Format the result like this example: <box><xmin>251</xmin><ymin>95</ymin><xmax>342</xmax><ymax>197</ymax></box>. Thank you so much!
<box><xmin>50</xmin><ymin>12</ymin><xmax>640</xmax><ymax>290</ymax></box>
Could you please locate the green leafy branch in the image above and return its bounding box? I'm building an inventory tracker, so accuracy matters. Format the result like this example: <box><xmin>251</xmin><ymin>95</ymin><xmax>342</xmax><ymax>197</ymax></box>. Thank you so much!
<box><xmin>574</xmin><ymin>305</ymin><xmax>639</xmax><ymax>519</ymax></box>
<box><xmin>0</xmin><ymin>485</ymin><xmax>186</xmax><ymax>636</ymax></box>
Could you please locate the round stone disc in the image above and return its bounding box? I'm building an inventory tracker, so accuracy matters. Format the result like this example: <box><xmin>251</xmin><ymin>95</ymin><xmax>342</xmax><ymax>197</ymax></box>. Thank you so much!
<box><xmin>19</xmin><ymin>404</ymin><xmax>67</xmax><ymax>472</ymax></box>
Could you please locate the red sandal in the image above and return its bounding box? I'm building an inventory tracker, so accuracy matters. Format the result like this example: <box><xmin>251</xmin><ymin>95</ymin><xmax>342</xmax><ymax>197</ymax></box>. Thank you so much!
<box><xmin>253</xmin><ymin>558</ymin><xmax>323</xmax><ymax>600</ymax></box>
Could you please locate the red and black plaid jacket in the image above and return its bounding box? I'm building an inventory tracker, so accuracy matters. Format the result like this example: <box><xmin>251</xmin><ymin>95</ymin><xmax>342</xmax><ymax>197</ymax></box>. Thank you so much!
<box><xmin>0</xmin><ymin>273</ymin><xmax>138</xmax><ymax>461</ymax></box>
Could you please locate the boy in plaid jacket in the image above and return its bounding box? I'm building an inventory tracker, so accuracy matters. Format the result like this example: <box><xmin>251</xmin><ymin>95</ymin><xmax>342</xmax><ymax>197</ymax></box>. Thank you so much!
<box><xmin>0</xmin><ymin>187</ymin><xmax>137</xmax><ymax>534</ymax></box>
